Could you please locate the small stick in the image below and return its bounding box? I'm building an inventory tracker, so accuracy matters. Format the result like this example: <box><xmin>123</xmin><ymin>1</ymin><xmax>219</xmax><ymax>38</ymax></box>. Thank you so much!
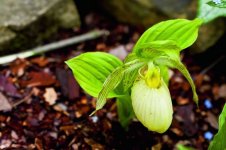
<box><xmin>200</xmin><ymin>55</ymin><xmax>225</xmax><ymax>75</ymax></box>
<box><xmin>12</xmin><ymin>93</ymin><xmax>33</xmax><ymax>108</ymax></box>
<box><xmin>0</xmin><ymin>29</ymin><xmax>110</xmax><ymax>65</ymax></box>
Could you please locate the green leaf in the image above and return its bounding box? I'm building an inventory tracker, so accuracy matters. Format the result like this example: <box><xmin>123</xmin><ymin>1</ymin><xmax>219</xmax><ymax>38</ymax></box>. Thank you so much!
<box><xmin>208</xmin><ymin>104</ymin><xmax>226</xmax><ymax>150</ymax></box>
<box><xmin>155</xmin><ymin>56</ymin><xmax>198</xmax><ymax>104</ymax></box>
<box><xmin>133</xmin><ymin>19</ymin><xmax>203</xmax><ymax>50</ymax></box>
<box><xmin>134</xmin><ymin>40</ymin><xmax>181</xmax><ymax>59</ymax></box>
<box><xmin>219</xmin><ymin>103</ymin><xmax>226</xmax><ymax>127</ymax></box>
<box><xmin>65</xmin><ymin>52</ymin><xmax>123</xmax><ymax>98</ymax></box>
<box><xmin>93</xmin><ymin>59</ymin><xmax>144</xmax><ymax>114</ymax></box>
<box><xmin>117</xmin><ymin>95</ymin><xmax>135</xmax><ymax>129</ymax></box>
<box><xmin>198</xmin><ymin>0</ymin><xmax>226</xmax><ymax>23</ymax></box>
<box><xmin>207</xmin><ymin>1</ymin><xmax>226</xmax><ymax>8</ymax></box>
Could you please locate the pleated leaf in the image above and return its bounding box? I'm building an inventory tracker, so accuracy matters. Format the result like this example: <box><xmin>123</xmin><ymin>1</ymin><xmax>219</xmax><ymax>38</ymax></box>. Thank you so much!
<box><xmin>65</xmin><ymin>52</ymin><xmax>123</xmax><ymax>98</ymax></box>
<box><xmin>133</xmin><ymin>19</ymin><xmax>202</xmax><ymax>51</ymax></box>
<box><xmin>134</xmin><ymin>40</ymin><xmax>180</xmax><ymax>59</ymax></box>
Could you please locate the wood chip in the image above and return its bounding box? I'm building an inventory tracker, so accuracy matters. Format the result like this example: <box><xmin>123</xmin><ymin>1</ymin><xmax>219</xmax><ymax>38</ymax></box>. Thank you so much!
<box><xmin>205</xmin><ymin>112</ymin><xmax>218</xmax><ymax>129</ymax></box>
<box><xmin>35</xmin><ymin>138</ymin><xmax>43</xmax><ymax>150</ymax></box>
<box><xmin>218</xmin><ymin>84</ymin><xmax>226</xmax><ymax>98</ymax></box>
<box><xmin>0</xmin><ymin>92</ymin><xmax>12</xmax><ymax>112</ymax></box>
<box><xmin>43</xmin><ymin>88</ymin><xmax>57</xmax><ymax>105</ymax></box>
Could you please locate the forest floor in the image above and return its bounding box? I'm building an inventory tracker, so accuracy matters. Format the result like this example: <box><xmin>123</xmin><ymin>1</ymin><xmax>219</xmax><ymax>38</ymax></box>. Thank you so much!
<box><xmin>0</xmin><ymin>12</ymin><xmax>226</xmax><ymax>150</ymax></box>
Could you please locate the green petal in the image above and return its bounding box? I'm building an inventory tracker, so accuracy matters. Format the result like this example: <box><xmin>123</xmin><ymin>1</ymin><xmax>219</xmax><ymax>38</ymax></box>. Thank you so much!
<box><xmin>155</xmin><ymin>56</ymin><xmax>198</xmax><ymax>104</ymax></box>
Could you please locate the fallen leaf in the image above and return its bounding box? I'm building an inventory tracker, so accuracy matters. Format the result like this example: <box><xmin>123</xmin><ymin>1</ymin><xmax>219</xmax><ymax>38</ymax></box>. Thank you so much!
<box><xmin>31</xmin><ymin>57</ymin><xmax>49</xmax><ymax>67</ymax></box>
<box><xmin>43</xmin><ymin>88</ymin><xmax>57</xmax><ymax>105</ymax></box>
<box><xmin>0</xmin><ymin>139</ymin><xmax>11</xmax><ymax>149</ymax></box>
<box><xmin>0</xmin><ymin>75</ymin><xmax>21</xmax><ymax>97</ymax></box>
<box><xmin>20</xmin><ymin>72</ymin><xmax>56</xmax><ymax>87</ymax></box>
<box><xmin>212</xmin><ymin>84</ymin><xmax>219</xmax><ymax>99</ymax></box>
<box><xmin>174</xmin><ymin>105</ymin><xmax>198</xmax><ymax>136</ymax></box>
<box><xmin>10</xmin><ymin>58</ymin><xmax>29</xmax><ymax>77</ymax></box>
<box><xmin>205</xmin><ymin>112</ymin><xmax>218</xmax><ymax>129</ymax></box>
<box><xmin>195</xmin><ymin>74</ymin><xmax>204</xmax><ymax>87</ymax></box>
<box><xmin>152</xmin><ymin>143</ymin><xmax>162</xmax><ymax>150</ymax></box>
<box><xmin>0</xmin><ymin>92</ymin><xmax>12</xmax><ymax>112</ymax></box>
<box><xmin>35</xmin><ymin>138</ymin><xmax>43</xmax><ymax>150</ymax></box>
<box><xmin>96</xmin><ymin>43</ymin><xmax>107</xmax><ymax>51</ymax></box>
<box><xmin>84</xmin><ymin>138</ymin><xmax>105</xmax><ymax>150</ymax></box>
<box><xmin>176</xmin><ymin>96</ymin><xmax>189</xmax><ymax>105</ymax></box>
<box><xmin>218</xmin><ymin>84</ymin><xmax>226</xmax><ymax>98</ymax></box>
<box><xmin>109</xmin><ymin>45</ymin><xmax>128</xmax><ymax>60</ymax></box>
<box><xmin>56</xmin><ymin>68</ymin><xmax>79</xmax><ymax>99</ymax></box>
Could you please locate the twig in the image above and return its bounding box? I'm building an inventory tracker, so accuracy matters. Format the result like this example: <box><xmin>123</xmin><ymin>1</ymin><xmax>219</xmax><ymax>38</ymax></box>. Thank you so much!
<box><xmin>12</xmin><ymin>92</ymin><xmax>33</xmax><ymax>108</ymax></box>
<box><xmin>200</xmin><ymin>55</ymin><xmax>225</xmax><ymax>74</ymax></box>
<box><xmin>0</xmin><ymin>29</ymin><xmax>110</xmax><ymax>65</ymax></box>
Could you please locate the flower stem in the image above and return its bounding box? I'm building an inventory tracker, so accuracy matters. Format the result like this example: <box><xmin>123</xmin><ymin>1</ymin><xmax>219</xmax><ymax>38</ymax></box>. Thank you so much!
<box><xmin>116</xmin><ymin>94</ymin><xmax>134</xmax><ymax>130</ymax></box>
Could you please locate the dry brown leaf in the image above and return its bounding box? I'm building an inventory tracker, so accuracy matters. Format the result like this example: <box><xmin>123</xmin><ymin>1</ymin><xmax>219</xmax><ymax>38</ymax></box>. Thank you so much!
<box><xmin>31</xmin><ymin>57</ymin><xmax>49</xmax><ymax>67</ymax></box>
<box><xmin>43</xmin><ymin>88</ymin><xmax>57</xmax><ymax>105</ymax></box>
<box><xmin>176</xmin><ymin>96</ymin><xmax>189</xmax><ymax>105</ymax></box>
<box><xmin>20</xmin><ymin>71</ymin><xmax>56</xmax><ymax>87</ymax></box>
<box><xmin>10</xmin><ymin>58</ymin><xmax>29</xmax><ymax>77</ymax></box>
<box><xmin>219</xmin><ymin>84</ymin><xmax>226</xmax><ymax>98</ymax></box>
<box><xmin>205</xmin><ymin>112</ymin><xmax>218</xmax><ymax>129</ymax></box>
<box><xmin>0</xmin><ymin>92</ymin><xmax>12</xmax><ymax>112</ymax></box>
<box><xmin>0</xmin><ymin>75</ymin><xmax>21</xmax><ymax>97</ymax></box>
<box><xmin>35</xmin><ymin>138</ymin><xmax>43</xmax><ymax>150</ymax></box>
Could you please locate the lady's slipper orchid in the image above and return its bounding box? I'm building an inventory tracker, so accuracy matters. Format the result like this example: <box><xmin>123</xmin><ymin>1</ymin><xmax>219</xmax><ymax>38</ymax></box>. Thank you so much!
<box><xmin>131</xmin><ymin>63</ymin><xmax>173</xmax><ymax>133</ymax></box>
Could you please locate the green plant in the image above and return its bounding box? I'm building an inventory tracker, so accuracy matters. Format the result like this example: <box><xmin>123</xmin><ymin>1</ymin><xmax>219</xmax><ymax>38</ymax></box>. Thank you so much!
<box><xmin>207</xmin><ymin>0</ymin><xmax>226</xmax><ymax>8</ymax></box>
<box><xmin>208</xmin><ymin>104</ymin><xmax>226</xmax><ymax>150</ymax></box>
<box><xmin>66</xmin><ymin>18</ymin><xmax>202</xmax><ymax>133</ymax></box>
<box><xmin>198</xmin><ymin>0</ymin><xmax>226</xmax><ymax>23</ymax></box>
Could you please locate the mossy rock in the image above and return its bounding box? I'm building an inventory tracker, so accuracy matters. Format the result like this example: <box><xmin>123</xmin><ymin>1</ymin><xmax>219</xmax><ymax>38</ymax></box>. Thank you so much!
<box><xmin>0</xmin><ymin>0</ymin><xmax>80</xmax><ymax>55</ymax></box>
<box><xmin>99</xmin><ymin>0</ymin><xmax>225</xmax><ymax>53</ymax></box>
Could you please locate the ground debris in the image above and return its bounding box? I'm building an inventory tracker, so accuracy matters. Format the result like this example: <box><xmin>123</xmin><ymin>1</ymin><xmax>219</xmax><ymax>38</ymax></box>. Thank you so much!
<box><xmin>0</xmin><ymin>92</ymin><xmax>12</xmax><ymax>111</ymax></box>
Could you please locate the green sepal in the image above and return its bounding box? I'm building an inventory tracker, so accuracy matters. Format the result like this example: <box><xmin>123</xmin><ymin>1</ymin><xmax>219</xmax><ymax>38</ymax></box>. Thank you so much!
<box><xmin>92</xmin><ymin>59</ymin><xmax>144</xmax><ymax>114</ymax></box>
<box><xmin>65</xmin><ymin>52</ymin><xmax>123</xmax><ymax>98</ymax></box>
<box><xmin>159</xmin><ymin>65</ymin><xmax>170</xmax><ymax>86</ymax></box>
<box><xmin>155</xmin><ymin>56</ymin><xmax>198</xmax><ymax>104</ymax></box>
<box><xmin>93</xmin><ymin>66</ymin><xmax>125</xmax><ymax>114</ymax></box>
<box><xmin>207</xmin><ymin>1</ymin><xmax>226</xmax><ymax>8</ymax></box>
<box><xmin>133</xmin><ymin>18</ymin><xmax>203</xmax><ymax>50</ymax></box>
<box><xmin>122</xmin><ymin>55</ymin><xmax>145</xmax><ymax>93</ymax></box>
<box><xmin>208</xmin><ymin>103</ymin><xmax>226</xmax><ymax>150</ymax></box>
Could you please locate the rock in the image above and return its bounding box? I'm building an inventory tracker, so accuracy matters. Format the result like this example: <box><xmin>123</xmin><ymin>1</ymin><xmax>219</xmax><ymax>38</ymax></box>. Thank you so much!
<box><xmin>191</xmin><ymin>19</ymin><xmax>225</xmax><ymax>54</ymax></box>
<box><xmin>99</xmin><ymin>0</ymin><xmax>167</xmax><ymax>27</ymax></box>
<box><xmin>99</xmin><ymin>0</ymin><xmax>196</xmax><ymax>27</ymax></box>
<box><xmin>0</xmin><ymin>0</ymin><xmax>80</xmax><ymax>55</ymax></box>
<box><xmin>99</xmin><ymin>0</ymin><xmax>225</xmax><ymax>53</ymax></box>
